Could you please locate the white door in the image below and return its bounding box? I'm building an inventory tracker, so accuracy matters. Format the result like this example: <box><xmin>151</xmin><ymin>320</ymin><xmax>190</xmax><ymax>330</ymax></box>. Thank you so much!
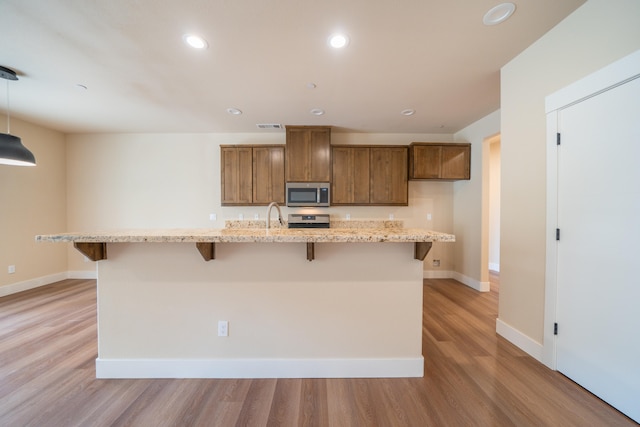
<box><xmin>555</xmin><ymin>75</ymin><xmax>640</xmax><ymax>422</ymax></box>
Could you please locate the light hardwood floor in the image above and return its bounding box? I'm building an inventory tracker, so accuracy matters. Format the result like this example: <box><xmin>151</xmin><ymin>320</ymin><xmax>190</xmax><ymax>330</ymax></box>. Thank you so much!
<box><xmin>0</xmin><ymin>275</ymin><xmax>635</xmax><ymax>426</ymax></box>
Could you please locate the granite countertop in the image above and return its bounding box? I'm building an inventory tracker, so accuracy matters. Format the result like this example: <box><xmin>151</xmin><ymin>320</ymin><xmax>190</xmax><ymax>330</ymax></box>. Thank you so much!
<box><xmin>36</xmin><ymin>220</ymin><xmax>455</xmax><ymax>244</ymax></box>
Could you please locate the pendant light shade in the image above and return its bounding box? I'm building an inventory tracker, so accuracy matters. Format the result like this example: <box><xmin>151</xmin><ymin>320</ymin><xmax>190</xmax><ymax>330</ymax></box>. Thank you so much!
<box><xmin>0</xmin><ymin>133</ymin><xmax>36</xmax><ymax>166</ymax></box>
<box><xmin>1</xmin><ymin>65</ymin><xmax>36</xmax><ymax>167</ymax></box>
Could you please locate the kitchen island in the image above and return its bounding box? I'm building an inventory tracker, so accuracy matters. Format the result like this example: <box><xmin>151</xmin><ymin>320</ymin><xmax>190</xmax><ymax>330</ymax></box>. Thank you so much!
<box><xmin>37</xmin><ymin>221</ymin><xmax>454</xmax><ymax>379</ymax></box>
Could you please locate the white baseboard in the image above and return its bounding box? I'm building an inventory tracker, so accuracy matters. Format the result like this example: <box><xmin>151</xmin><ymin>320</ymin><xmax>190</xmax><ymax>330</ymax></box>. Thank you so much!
<box><xmin>423</xmin><ymin>270</ymin><xmax>453</xmax><ymax>279</ymax></box>
<box><xmin>496</xmin><ymin>318</ymin><xmax>543</xmax><ymax>362</ymax></box>
<box><xmin>489</xmin><ymin>263</ymin><xmax>500</xmax><ymax>272</ymax></box>
<box><xmin>452</xmin><ymin>271</ymin><xmax>490</xmax><ymax>292</ymax></box>
<box><xmin>0</xmin><ymin>272</ymin><xmax>67</xmax><ymax>297</ymax></box>
<box><xmin>423</xmin><ymin>270</ymin><xmax>490</xmax><ymax>293</ymax></box>
<box><xmin>96</xmin><ymin>357</ymin><xmax>425</xmax><ymax>379</ymax></box>
<box><xmin>0</xmin><ymin>270</ymin><xmax>97</xmax><ymax>298</ymax></box>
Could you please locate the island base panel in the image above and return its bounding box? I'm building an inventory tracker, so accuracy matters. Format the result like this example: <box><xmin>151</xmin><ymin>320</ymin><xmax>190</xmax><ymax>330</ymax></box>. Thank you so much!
<box><xmin>96</xmin><ymin>242</ymin><xmax>425</xmax><ymax>378</ymax></box>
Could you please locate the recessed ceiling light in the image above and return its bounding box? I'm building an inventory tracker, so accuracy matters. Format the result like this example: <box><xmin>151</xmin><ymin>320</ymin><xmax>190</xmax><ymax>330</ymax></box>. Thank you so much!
<box><xmin>310</xmin><ymin>108</ymin><xmax>325</xmax><ymax>116</ymax></box>
<box><xmin>226</xmin><ymin>107</ymin><xmax>242</xmax><ymax>115</ymax></box>
<box><xmin>328</xmin><ymin>33</ymin><xmax>349</xmax><ymax>49</ymax></box>
<box><xmin>483</xmin><ymin>3</ymin><xmax>516</xmax><ymax>25</ymax></box>
<box><xmin>401</xmin><ymin>109</ymin><xmax>415</xmax><ymax>116</ymax></box>
<box><xmin>183</xmin><ymin>34</ymin><xmax>209</xmax><ymax>49</ymax></box>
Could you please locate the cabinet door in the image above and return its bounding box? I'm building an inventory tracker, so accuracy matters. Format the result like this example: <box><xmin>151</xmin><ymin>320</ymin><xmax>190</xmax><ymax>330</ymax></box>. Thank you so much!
<box><xmin>409</xmin><ymin>143</ymin><xmax>470</xmax><ymax>180</ymax></box>
<box><xmin>253</xmin><ymin>146</ymin><xmax>285</xmax><ymax>204</ymax></box>
<box><xmin>369</xmin><ymin>147</ymin><xmax>408</xmax><ymax>205</ymax></box>
<box><xmin>309</xmin><ymin>127</ymin><xmax>331</xmax><ymax>182</ymax></box>
<box><xmin>285</xmin><ymin>126</ymin><xmax>331</xmax><ymax>182</ymax></box>
<box><xmin>285</xmin><ymin>128</ymin><xmax>310</xmax><ymax>181</ymax></box>
<box><xmin>410</xmin><ymin>145</ymin><xmax>442</xmax><ymax>179</ymax></box>
<box><xmin>441</xmin><ymin>145</ymin><xmax>470</xmax><ymax>180</ymax></box>
<box><xmin>332</xmin><ymin>146</ymin><xmax>370</xmax><ymax>204</ymax></box>
<box><xmin>221</xmin><ymin>146</ymin><xmax>253</xmax><ymax>205</ymax></box>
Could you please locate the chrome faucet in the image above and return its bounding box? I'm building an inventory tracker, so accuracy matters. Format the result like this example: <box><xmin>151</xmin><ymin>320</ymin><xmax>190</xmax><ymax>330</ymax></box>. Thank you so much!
<box><xmin>266</xmin><ymin>202</ymin><xmax>284</xmax><ymax>230</ymax></box>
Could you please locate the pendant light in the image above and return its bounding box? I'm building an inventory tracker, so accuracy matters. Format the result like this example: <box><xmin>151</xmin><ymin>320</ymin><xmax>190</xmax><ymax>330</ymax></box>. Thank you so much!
<box><xmin>0</xmin><ymin>65</ymin><xmax>36</xmax><ymax>166</ymax></box>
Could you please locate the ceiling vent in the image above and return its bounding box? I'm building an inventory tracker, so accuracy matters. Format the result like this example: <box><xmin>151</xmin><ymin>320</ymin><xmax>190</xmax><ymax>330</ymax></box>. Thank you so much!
<box><xmin>256</xmin><ymin>123</ymin><xmax>283</xmax><ymax>129</ymax></box>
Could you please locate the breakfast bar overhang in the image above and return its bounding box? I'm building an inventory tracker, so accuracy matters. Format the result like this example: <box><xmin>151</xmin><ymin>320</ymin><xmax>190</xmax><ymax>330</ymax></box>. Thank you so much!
<box><xmin>37</xmin><ymin>224</ymin><xmax>454</xmax><ymax>379</ymax></box>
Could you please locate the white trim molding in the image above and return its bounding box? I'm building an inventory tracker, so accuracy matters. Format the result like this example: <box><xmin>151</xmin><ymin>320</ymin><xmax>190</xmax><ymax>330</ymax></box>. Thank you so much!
<box><xmin>0</xmin><ymin>270</ymin><xmax>97</xmax><ymax>298</ymax></box>
<box><xmin>423</xmin><ymin>270</ymin><xmax>490</xmax><ymax>293</ymax></box>
<box><xmin>496</xmin><ymin>318</ymin><xmax>543</xmax><ymax>362</ymax></box>
<box><xmin>452</xmin><ymin>271</ymin><xmax>490</xmax><ymax>292</ymax></box>
<box><xmin>0</xmin><ymin>272</ymin><xmax>68</xmax><ymax>298</ymax></box>
<box><xmin>96</xmin><ymin>357</ymin><xmax>425</xmax><ymax>379</ymax></box>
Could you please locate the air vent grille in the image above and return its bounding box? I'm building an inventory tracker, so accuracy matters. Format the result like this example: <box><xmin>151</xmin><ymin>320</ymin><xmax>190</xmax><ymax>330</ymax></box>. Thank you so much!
<box><xmin>256</xmin><ymin>123</ymin><xmax>283</xmax><ymax>129</ymax></box>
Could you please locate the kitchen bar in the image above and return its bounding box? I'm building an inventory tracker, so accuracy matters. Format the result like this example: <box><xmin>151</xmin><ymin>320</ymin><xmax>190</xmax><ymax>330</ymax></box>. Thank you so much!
<box><xmin>37</xmin><ymin>220</ymin><xmax>454</xmax><ymax>379</ymax></box>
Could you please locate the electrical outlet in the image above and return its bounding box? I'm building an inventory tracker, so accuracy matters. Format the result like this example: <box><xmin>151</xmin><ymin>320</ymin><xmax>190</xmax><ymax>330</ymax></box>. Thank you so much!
<box><xmin>218</xmin><ymin>320</ymin><xmax>229</xmax><ymax>337</ymax></box>
<box><xmin>209</xmin><ymin>213</ymin><xmax>217</xmax><ymax>221</ymax></box>
<box><xmin>238</xmin><ymin>213</ymin><xmax>244</xmax><ymax>220</ymax></box>
<box><xmin>389</xmin><ymin>213</ymin><xmax>394</xmax><ymax>220</ymax></box>
<box><xmin>254</xmin><ymin>213</ymin><xmax>259</xmax><ymax>220</ymax></box>
<box><xmin>427</xmin><ymin>213</ymin><xmax>432</xmax><ymax>221</ymax></box>
<box><xmin>8</xmin><ymin>265</ymin><xmax>16</xmax><ymax>274</ymax></box>
<box><xmin>432</xmin><ymin>260</ymin><xmax>441</xmax><ymax>267</ymax></box>
<box><xmin>346</xmin><ymin>213</ymin><xmax>351</xmax><ymax>220</ymax></box>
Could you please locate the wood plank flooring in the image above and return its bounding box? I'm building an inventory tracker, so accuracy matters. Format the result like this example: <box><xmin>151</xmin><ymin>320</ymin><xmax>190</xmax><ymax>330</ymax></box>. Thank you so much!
<box><xmin>0</xmin><ymin>275</ymin><xmax>636</xmax><ymax>426</ymax></box>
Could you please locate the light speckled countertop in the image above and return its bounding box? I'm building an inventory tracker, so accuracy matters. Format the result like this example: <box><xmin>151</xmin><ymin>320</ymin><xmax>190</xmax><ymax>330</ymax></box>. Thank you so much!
<box><xmin>36</xmin><ymin>220</ymin><xmax>455</xmax><ymax>244</ymax></box>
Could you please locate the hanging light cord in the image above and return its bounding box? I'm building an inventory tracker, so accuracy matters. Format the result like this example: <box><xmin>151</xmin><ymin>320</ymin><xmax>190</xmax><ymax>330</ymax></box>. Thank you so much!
<box><xmin>5</xmin><ymin>79</ymin><xmax>10</xmax><ymax>134</ymax></box>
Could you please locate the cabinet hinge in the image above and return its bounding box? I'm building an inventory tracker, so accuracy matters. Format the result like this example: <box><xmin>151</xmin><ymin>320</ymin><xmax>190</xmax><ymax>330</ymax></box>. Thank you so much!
<box><xmin>557</xmin><ymin>133</ymin><xmax>561</xmax><ymax>145</ymax></box>
<box><xmin>556</xmin><ymin>228</ymin><xmax>560</xmax><ymax>241</ymax></box>
<box><xmin>554</xmin><ymin>323</ymin><xmax>558</xmax><ymax>335</ymax></box>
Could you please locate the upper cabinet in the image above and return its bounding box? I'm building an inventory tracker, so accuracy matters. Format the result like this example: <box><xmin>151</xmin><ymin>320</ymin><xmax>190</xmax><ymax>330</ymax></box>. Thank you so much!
<box><xmin>285</xmin><ymin>126</ymin><xmax>331</xmax><ymax>182</ymax></box>
<box><xmin>409</xmin><ymin>142</ymin><xmax>471</xmax><ymax>180</ymax></box>
<box><xmin>220</xmin><ymin>145</ymin><xmax>285</xmax><ymax>206</ymax></box>
<box><xmin>221</xmin><ymin>146</ymin><xmax>253</xmax><ymax>205</ymax></box>
<box><xmin>369</xmin><ymin>146</ymin><xmax>408</xmax><ymax>205</ymax></box>
<box><xmin>252</xmin><ymin>146</ymin><xmax>285</xmax><ymax>205</ymax></box>
<box><xmin>332</xmin><ymin>146</ymin><xmax>371</xmax><ymax>204</ymax></box>
<box><xmin>332</xmin><ymin>145</ymin><xmax>408</xmax><ymax>206</ymax></box>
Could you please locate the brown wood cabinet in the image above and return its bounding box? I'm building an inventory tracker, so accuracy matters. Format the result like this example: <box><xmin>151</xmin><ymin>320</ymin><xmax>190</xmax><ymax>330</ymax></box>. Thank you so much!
<box><xmin>332</xmin><ymin>146</ymin><xmax>371</xmax><ymax>204</ymax></box>
<box><xmin>332</xmin><ymin>145</ymin><xmax>408</xmax><ymax>206</ymax></box>
<box><xmin>285</xmin><ymin>126</ymin><xmax>331</xmax><ymax>182</ymax></box>
<box><xmin>252</xmin><ymin>146</ymin><xmax>285</xmax><ymax>204</ymax></box>
<box><xmin>409</xmin><ymin>142</ymin><xmax>471</xmax><ymax>180</ymax></box>
<box><xmin>369</xmin><ymin>146</ymin><xmax>408</xmax><ymax>205</ymax></box>
<box><xmin>221</xmin><ymin>145</ymin><xmax>285</xmax><ymax>205</ymax></box>
<box><xmin>221</xmin><ymin>146</ymin><xmax>253</xmax><ymax>205</ymax></box>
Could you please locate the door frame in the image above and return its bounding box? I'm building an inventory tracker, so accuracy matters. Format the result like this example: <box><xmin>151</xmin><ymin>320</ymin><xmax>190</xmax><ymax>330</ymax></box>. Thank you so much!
<box><xmin>543</xmin><ymin>49</ymin><xmax>640</xmax><ymax>369</ymax></box>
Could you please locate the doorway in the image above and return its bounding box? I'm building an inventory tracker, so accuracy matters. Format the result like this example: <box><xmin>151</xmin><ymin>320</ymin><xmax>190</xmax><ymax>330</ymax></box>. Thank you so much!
<box><xmin>482</xmin><ymin>134</ymin><xmax>501</xmax><ymax>291</ymax></box>
<box><xmin>544</xmin><ymin>50</ymin><xmax>640</xmax><ymax>422</ymax></box>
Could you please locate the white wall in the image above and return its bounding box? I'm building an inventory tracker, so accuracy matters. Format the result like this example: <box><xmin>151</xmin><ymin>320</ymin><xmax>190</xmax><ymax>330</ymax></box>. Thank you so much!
<box><xmin>0</xmin><ymin>117</ymin><xmax>67</xmax><ymax>295</ymax></box>
<box><xmin>499</xmin><ymin>0</ymin><xmax>640</xmax><ymax>345</ymax></box>
<box><xmin>66</xmin><ymin>132</ymin><xmax>458</xmax><ymax>275</ymax></box>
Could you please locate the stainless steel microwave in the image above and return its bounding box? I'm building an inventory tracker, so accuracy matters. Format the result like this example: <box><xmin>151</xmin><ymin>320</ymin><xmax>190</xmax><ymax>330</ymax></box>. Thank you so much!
<box><xmin>286</xmin><ymin>182</ymin><xmax>330</xmax><ymax>207</ymax></box>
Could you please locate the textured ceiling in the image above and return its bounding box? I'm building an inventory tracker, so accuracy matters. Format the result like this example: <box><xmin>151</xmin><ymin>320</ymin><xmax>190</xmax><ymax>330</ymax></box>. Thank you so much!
<box><xmin>0</xmin><ymin>0</ymin><xmax>585</xmax><ymax>134</ymax></box>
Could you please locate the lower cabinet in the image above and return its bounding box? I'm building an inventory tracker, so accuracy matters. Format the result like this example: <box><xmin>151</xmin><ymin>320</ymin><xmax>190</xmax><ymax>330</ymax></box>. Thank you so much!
<box><xmin>332</xmin><ymin>145</ymin><xmax>408</xmax><ymax>206</ymax></box>
<box><xmin>221</xmin><ymin>145</ymin><xmax>285</xmax><ymax>206</ymax></box>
